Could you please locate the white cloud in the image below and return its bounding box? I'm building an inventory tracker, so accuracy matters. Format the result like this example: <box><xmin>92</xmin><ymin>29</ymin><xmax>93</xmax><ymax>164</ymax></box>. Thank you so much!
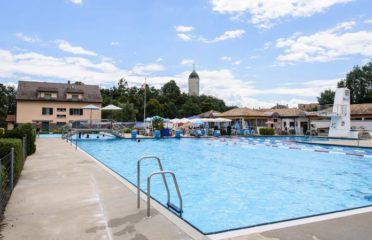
<box><xmin>156</xmin><ymin>57</ymin><xmax>163</xmax><ymax>62</ymax></box>
<box><xmin>70</xmin><ymin>0</ymin><xmax>83</xmax><ymax>5</ymax></box>
<box><xmin>0</xmin><ymin>49</ymin><xmax>126</xmax><ymax>84</ymax></box>
<box><xmin>177</xmin><ymin>33</ymin><xmax>192</xmax><ymax>41</ymax></box>
<box><xmin>232</xmin><ymin>60</ymin><xmax>241</xmax><ymax>65</ymax></box>
<box><xmin>175</xmin><ymin>24</ymin><xmax>244</xmax><ymax>43</ymax></box>
<box><xmin>131</xmin><ymin>63</ymin><xmax>165</xmax><ymax>75</ymax></box>
<box><xmin>276</xmin><ymin>21</ymin><xmax>372</xmax><ymax>64</ymax></box>
<box><xmin>16</xmin><ymin>33</ymin><xmax>40</xmax><ymax>43</ymax></box>
<box><xmin>180</xmin><ymin>59</ymin><xmax>194</xmax><ymax>65</ymax></box>
<box><xmin>56</xmin><ymin>40</ymin><xmax>97</xmax><ymax>56</ymax></box>
<box><xmin>209</xmin><ymin>29</ymin><xmax>245</xmax><ymax>43</ymax></box>
<box><xmin>175</xmin><ymin>25</ymin><xmax>194</xmax><ymax>32</ymax></box>
<box><xmin>210</xmin><ymin>0</ymin><xmax>352</xmax><ymax>28</ymax></box>
<box><xmin>110</xmin><ymin>42</ymin><xmax>119</xmax><ymax>46</ymax></box>
<box><xmin>220</xmin><ymin>56</ymin><xmax>232</xmax><ymax>61</ymax></box>
<box><xmin>364</xmin><ymin>19</ymin><xmax>372</xmax><ymax>24</ymax></box>
<box><xmin>0</xmin><ymin>48</ymin><xmax>340</xmax><ymax>108</ymax></box>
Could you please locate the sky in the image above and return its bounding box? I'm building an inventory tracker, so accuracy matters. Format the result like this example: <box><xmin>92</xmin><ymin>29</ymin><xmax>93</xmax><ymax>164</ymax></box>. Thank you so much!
<box><xmin>0</xmin><ymin>0</ymin><xmax>371</xmax><ymax>108</ymax></box>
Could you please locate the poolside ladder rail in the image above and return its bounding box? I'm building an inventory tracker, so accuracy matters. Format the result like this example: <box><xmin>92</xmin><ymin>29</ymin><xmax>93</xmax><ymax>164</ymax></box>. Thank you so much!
<box><xmin>137</xmin><ymin>156</ymin><xmax>170</xmax><ymax>209</ymax></box>
<box><xmin>147</xmin><ymin>171</ymin><xmax>183</xmax><ymax>217</ymax></box>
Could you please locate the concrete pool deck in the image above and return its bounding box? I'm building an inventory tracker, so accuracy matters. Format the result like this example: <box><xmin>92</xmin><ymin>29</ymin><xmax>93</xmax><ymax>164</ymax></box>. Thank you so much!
<box><xmin>313</xmin><ymin>138</ymin><xmax>372</xmax><ymax>148</ymax></box>
<box><xmin>1</xmin><ymin>138</ymin><xmax>372</xmax><ymax>240</ymax></box>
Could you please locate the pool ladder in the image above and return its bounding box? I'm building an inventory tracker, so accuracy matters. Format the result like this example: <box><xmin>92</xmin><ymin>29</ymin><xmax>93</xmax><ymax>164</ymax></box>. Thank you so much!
<box><xmin>137</xmin><ymin>156</ymin><xmax>183</xmax><ymax>217</ymax></box>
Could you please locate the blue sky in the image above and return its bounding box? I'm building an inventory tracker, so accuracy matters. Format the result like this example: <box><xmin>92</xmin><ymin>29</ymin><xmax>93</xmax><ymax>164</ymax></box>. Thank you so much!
<box><xmin>0</xmin><ymin>0</ymin><xmax>371</xmax><ymax>107</ymax></box>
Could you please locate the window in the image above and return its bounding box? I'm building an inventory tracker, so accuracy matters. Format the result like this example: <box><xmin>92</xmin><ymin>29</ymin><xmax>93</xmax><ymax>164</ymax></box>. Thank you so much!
<box><xmin>289</xmin><ymin>122</ymin><xmax>295</xmax><ymax>127</ymax></box>
<box><xmin>56</xmin><ymin>122</ymin><xmax>66</xmax><ymax>126</ymax></box>
<box><xmin>71</xmin><ymin>94</ymin><xmax>79</xmax><ymax>100</ymax></box>
<box><xmin>44</xmin><ymin>93</ymin><xmax>52</xmax><ymax>100</ymax></box>
<box><xmin>57</xmin><ymin>114</ymin><xmax>66</xmax><ymax>118</ymax></box>
<box><xmin>57</xmin><ymin>108</ymin><xmax>66</xmax><ymax>112</ymax></box>
<box><xmin>69</xmin><ymin>108</ymin><xmax>83</xmax><ymax>115</ymax></box>
<box><xmin>42</xmin><ymin>107</ymin><xmax>53</xmax><ymax>115</ymax></box>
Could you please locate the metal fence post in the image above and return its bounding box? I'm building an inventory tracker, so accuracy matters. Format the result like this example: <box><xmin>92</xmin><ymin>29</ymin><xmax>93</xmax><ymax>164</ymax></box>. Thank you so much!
<box><xmin>10</xmin><ymin>147</ymin><xmax>14</xmax><ymax>191</ymax></box>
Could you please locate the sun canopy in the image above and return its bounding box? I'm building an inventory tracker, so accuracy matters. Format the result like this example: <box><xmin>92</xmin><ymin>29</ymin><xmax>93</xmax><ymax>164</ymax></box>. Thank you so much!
<box><xmin>101</xmin><ymin>104</ymin><xmax>122</xmax><ymax>110</ymax></box>
<box><xmin>200</xmin><ymin>118</ymin><xmax>232</xmax><ymax>123</ymax></box>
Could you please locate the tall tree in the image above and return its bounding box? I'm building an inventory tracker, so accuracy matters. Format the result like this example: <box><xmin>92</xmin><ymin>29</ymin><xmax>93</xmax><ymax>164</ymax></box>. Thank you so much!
<box><xmin>337</xmin><ymin>62</ymin><xmax>372</xmax><ymax>104</ymax></box>
<box><xmin>0</xmin><ymin>84</ymin><xmax>17</xmax><ymax>127</ymax></box>
<box><xmin>317</xmin><ymin>89</ymin><xmax>335</xmax><ymax>105</ymax></box>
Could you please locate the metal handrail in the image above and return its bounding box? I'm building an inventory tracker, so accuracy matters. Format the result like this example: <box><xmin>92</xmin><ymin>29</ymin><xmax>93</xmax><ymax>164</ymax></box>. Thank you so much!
<box><xmin>137</xmin><ymin>156</ymin><xmax>170</xmax><ymax>208</ymax></box>
<box><xmin>147</xmin><ymin>171</ymin><xmax>182</xmax><ymax>217</ymax></box>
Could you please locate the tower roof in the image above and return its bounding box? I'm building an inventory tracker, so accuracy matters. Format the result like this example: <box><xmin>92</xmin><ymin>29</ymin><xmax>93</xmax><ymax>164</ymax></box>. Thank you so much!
<box><xmin>189</xmin><ymin>70</ymin><xmax>199</xmax><ymax>79</ymax></box>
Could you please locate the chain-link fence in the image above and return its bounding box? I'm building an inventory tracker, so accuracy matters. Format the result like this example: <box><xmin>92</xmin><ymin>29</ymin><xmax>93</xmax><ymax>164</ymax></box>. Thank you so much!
<box><xmin>0</xmin><ymin>135</ymin><xmax>28</xmax><ymax>219</ymax></box>
<box><xmin>0</xmin><ymin>148</ymin><xmax>14</xmax><ymax>218</ymax></box>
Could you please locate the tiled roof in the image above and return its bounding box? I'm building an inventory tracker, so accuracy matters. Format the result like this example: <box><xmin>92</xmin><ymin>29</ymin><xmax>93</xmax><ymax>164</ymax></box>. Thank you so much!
<box><xmin>218</xmin><ymin>108</ymin><xmax>268</xmax><ymax>117</ymax></box>
<box><xmin>16</xmin><ymin>81</ymin><xmax>102</xmax><ymax>103</ymax></box>
<box><xmin>263</xmin><ymin>108</ymin><xmax>306</xmax><ymax>117</ymax></box>
<box><xmin>321</xmin><ymin>103</ymin><xmax>372</xmax><ymax>115</ymax></box>
<box><xmin>351</xmin><ymin>103</ymin><xmax>372</xmax><ymax>115</ymax></box>
<box><xmin>219</xmin><ymin>107</ymin><xmax>310</xmax><ymax>118</ymax></box>
<box><xmin>197</xmin><ymin>110</ymin><xmax>221</xmax><ymax>118</ymax></box>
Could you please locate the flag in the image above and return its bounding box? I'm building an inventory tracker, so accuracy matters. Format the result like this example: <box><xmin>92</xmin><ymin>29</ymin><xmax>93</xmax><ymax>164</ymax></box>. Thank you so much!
<box><xmin>140</xmin><ymin>79</ymin><xmax>147</xmax><ymax>91</ymax></box>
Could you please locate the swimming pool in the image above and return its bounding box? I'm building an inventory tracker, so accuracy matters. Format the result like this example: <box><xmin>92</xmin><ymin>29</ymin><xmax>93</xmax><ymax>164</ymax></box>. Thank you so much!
<box><xmin>77</xmin><ymin>137</ymin><xmax>372</xmax><ymax>234</ymax></box>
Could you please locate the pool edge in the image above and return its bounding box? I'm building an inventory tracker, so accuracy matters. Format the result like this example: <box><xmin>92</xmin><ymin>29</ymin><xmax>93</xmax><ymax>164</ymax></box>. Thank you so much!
<box><xmin>71</xmin><ymin>138</ymin><xmax>372</xmax><ymax>240</ymax></box>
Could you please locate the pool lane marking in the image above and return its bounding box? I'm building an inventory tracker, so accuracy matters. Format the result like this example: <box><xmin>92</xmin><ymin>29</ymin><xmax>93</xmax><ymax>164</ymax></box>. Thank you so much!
<box><xmin>241</xmin><ymin>140</ymin><xmax>372</xmax><ymax>158</ymax></box>
<box><xmin>346</xmin><ymin>152</ymin><xmax>364</xmax><ymax>157</ymax></box>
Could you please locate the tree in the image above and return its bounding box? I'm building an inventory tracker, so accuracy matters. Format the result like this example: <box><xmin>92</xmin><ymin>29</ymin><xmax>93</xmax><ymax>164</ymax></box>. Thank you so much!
<box><xmin>317</xmin><ymin>89</ymin><xmax>335</xmax><ymax>105</ymax></box>
<box><xmin>338</xmin><ymin>62</ymin><xmax>372</xmax><ymax>104</ymax></box>
<box><xmin>146</xmin><ymin>98</ymin><xmax>164</xmax><ymax>117</ymax></box>
<box><xmin>0</xmin><ymin>84</ymin><xmax>17</xmax><ymax>127</ymax></box>
<box><xmin>161</xmin><ymin>80</ymin><xmax>181</xmax><ymax>100</ymax></box>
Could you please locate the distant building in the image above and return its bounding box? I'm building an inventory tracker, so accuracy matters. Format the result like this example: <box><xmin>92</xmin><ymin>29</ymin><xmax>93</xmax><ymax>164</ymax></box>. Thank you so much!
<box><xmin>298</xmin><ymin>103</ymin><xmax>319</xmax><ymax>111</ymax></box>
<box><xmin>188</xmin><ymin>66</ymin><xmax>199</xmax><ymax>96</ymax></box>
<box><xmin>16</xmin><ymin>81</ymin><xmax>102</xmax><ymax>131</ymax></box>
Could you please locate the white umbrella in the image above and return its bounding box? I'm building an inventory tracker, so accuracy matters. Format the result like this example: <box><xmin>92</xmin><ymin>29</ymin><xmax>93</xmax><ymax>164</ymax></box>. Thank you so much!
<box><xmin>102</xmin><ymin>104</ymin><xmax>122</xmax><ymax>122</ymax></box>
<box><xmin>101</xmin><ymin>104</ymin><xmax>122</xmax><ymax>110</ymax></box>
<box><xmin>82</xmin><ymin>104</ymin><xmax>99</xmax><ymax>128</ymax></box>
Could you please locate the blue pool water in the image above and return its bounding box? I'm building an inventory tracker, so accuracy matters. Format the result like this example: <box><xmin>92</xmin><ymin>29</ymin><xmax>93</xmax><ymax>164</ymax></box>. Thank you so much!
<box><xmin>39</xmin><ymin>134</ymin><xmax>62</xmax><ymax>138</ymax></box>
<box><xmin>77</xmin><ymin>137</ymin><xmax>372</xmax><ymax>234</ymax></box>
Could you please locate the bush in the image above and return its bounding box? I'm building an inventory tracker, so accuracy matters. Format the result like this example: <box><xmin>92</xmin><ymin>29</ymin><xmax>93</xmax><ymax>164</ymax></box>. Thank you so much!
<box><xmin>3</xmin><ymin>123</ymin><xmax>36</xmax><ymax>155</ymax></box>
<box><xmin>0</xmin><ymin>138</ymin><xmax>23</xmax><ymax>179</ymax></box>
<box><xmin>123</xmin><ymin>128</ymin><xmax>131</xmax><ymax>134</ymax></box>
<box><xmin>259</xmin><ymin>127</ymin><xmax>275</xmax><ymax>135</ymax></box>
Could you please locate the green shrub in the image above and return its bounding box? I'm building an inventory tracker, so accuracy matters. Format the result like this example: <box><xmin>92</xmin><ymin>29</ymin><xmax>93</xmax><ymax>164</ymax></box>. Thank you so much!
<box><xmin>3</xmin><ymin>123</ymin><xmax>36</xmax><ymax>155</ymax></box>
<box><xmin>123</xmin><ymin>128</ymin><xmax>131</xmax><ymax>133</ymax></box>
<box><xmin>0</xmin><ymin>138</ymin><xmax>23</xmax><ymax>179</ymax></box>
<box><xmin>259</xmin><ymin>127</ymin><xmax>275</xmax><ymax>135</ymax></box>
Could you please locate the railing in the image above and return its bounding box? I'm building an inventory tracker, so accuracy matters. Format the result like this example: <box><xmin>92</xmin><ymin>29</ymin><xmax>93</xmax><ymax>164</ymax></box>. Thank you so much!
<box><xmin>137</xmin><ymin>156</ymin><xmax>169</xmax><ymax>208</ymax></box>
<box><xmin>147</xmin><ymin>171</ymin><xmax>182</xmax><ymax>217</ymax></box>
<box><xmin>136</xmin><ymin>156</ymin><xmax>183</xmax><ymax>217</ymax></box>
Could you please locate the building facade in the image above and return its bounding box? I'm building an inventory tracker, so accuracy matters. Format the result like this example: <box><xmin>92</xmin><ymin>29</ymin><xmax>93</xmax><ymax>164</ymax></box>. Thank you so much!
<box><xmin>188</xmin><ymin>67</ymin><xmax>199</xmax><ymax>96</ymax></box>
<box><xmin>16</xmin><ymin>81</ymin><xmax>102</xmax><ymax>131</ymax></box>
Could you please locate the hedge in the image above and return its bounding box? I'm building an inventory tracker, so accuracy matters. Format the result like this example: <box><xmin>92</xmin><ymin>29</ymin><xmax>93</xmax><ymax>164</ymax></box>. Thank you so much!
<box><xmin>259</xmin><ymin>127</ymin><xmax>275</xmax><ymax>135</ymax></box>
<box><xmin>0</xmin><ymin>138</ymin><xmax>23</xmax><ymax>179</ymax></box>
<box><xmin>2</xmin><ymin>123</ymin><xmax>36</xmax><ymax>156</ymax></box>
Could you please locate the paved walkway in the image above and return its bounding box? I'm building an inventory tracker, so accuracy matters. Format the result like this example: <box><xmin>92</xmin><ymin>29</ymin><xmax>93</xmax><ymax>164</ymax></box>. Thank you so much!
<box><xmin>0</xmin><ymin>139</ymin><xmax>196</xmax><ymax>240</ymax></box>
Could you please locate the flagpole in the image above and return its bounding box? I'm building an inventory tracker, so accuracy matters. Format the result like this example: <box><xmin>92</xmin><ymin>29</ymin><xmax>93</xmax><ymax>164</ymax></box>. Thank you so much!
<box><xmin>143</xmin><ymin>78</ymin><xmax>147</xmax><ymax>124</ymax></box>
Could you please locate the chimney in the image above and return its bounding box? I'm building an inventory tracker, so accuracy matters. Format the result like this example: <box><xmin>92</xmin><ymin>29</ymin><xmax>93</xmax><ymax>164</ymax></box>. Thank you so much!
<box><xmin>67</xmin><ymin>80</ymin><xmax>71</xmax><ymax>85</ymax></box>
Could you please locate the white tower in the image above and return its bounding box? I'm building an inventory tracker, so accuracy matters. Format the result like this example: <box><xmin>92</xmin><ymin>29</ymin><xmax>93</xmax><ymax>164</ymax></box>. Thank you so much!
<box><xmin>328</xmin><ymin>88</ymin><xmax>351</xmax><ymax>137</ymax></box>
<box><xmin>188</xmin><ymin>65</ymin><xmax>199</xmax><ymax>96</ymax></box>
